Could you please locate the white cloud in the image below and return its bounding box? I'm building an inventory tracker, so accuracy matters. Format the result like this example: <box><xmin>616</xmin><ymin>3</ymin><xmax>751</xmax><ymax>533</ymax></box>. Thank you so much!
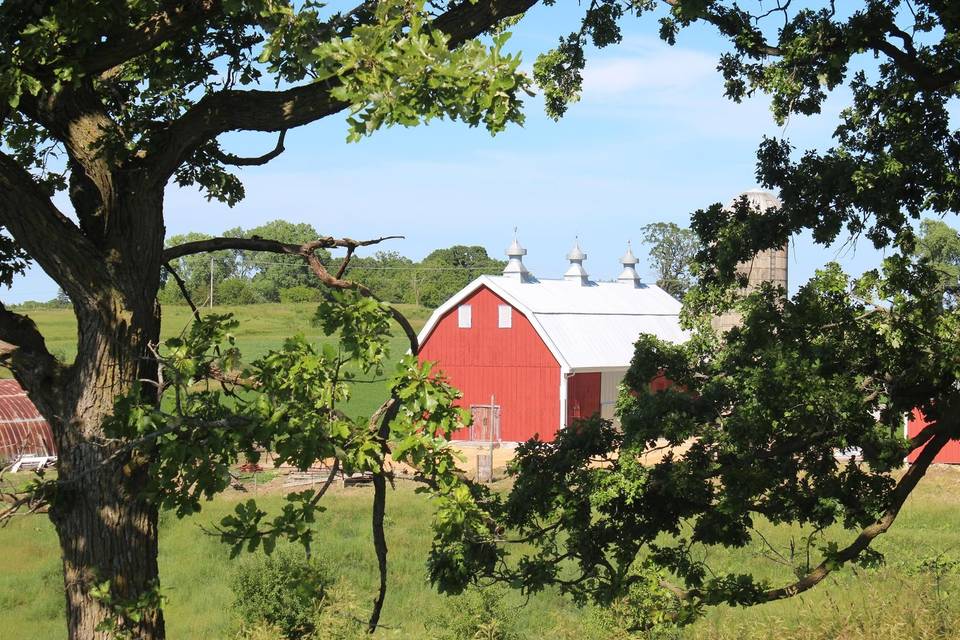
<box><xmin>581</xmin><ymin>49</ymin><xmax>716</xmax><ymax>96</ymax></box>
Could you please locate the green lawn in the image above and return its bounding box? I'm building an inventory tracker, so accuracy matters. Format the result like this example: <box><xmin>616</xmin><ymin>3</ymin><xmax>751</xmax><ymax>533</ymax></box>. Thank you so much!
<box><xmin>2</xmin><ymin>468</ymin><xmax>960</xmax><ymax>639</ymax></box>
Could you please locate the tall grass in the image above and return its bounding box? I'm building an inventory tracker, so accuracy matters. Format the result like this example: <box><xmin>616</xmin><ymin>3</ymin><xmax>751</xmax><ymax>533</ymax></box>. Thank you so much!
<box><xmin>2</xmin><ymin>468</ymin><xmax>960</xmax><ymax>639</ymax></box>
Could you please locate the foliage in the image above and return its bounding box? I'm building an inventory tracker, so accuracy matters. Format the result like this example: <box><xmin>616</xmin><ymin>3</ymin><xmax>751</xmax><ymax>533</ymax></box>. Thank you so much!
<box><xmin>426</xmin><ymin>0</ymin><xmax>960</xmax><ymax>629</ymax></box>
<box><xmin>914</xmin><ymin>219</ymin><xmax>960</xmax><ymax>306</ymax></box>
<box><xmin>0</xmin><ymin>0</ymin><xmax>535</xmax><ymax>635</ymax></box>
<box><xmin>219</xmin><ymin>278</ymin><xmax>265</xmax><ymax>306</ymax></box>
<box><xmin>231</xmin><ymin>546</ymin><xmax>332</xmax><ymax>638</ymax></box>
<box><xmin>88</xmin><ymin>291</ymin><xmax>472</xmax><ymax>632</ymax></box>
<box><xmin>309</xmin><ymin>1</ymin><xmax>528</xmax><ymax>142</ymax></box>
<box><xmin>278</xmin><ymin>286</ymin><xmax>320</xmax><ymax>304</ymax></box>
<box><xmin>426</xmin><ymin>586</ymin><xmax>520</xmax><ymax>640</ymax></box>
<box><xmin>640</xmin><ymin>223</ymin><xmax>700</xmax><ymax>299</ymax></box>
<box><xmin>90</xmin><ymin>579</ymin><xmax>165</xmax><ymax>640</ymax></box>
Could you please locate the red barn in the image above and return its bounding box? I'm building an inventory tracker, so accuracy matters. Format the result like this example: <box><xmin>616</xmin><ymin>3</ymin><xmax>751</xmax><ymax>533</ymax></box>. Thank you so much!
<box><xmin>417</xmin><ymin>239</ymin><xmax>685</xmax><ymax>442</ymax></box>
<box><xmin>0</xmin><ymin>379</ymin><xmax>55</xmax><ymax>464</ymax></box>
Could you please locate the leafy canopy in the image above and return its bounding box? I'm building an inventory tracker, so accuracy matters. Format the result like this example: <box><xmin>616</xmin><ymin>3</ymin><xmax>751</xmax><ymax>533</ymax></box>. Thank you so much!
<box><xmin>425</xmin><ymin>0</ymin><xmax>960</xmax><ymax>630</ymax></box>
<box><xmin>1</xmin><ymin>0</ymin><xmax>530</xmax><ymax>208</ymax></box>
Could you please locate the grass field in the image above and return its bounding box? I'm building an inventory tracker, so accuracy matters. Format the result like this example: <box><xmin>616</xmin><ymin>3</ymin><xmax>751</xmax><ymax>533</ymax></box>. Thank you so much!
<box><xmin>2</xmin><ymin>468</ymin><xmax>960</xmax><ymax>639</ymax></box>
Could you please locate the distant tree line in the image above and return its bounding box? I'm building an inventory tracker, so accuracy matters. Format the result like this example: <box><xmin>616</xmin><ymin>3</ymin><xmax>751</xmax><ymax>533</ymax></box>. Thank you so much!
<box><xmin>36</xmin><ymin>217</ymin><xmax>960</xmax><ymax>311</ymax></box>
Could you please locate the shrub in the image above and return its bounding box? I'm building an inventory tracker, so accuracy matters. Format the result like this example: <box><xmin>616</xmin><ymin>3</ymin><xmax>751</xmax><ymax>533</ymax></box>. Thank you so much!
<box><xmin>218</xmin><ymin>278</ymin><xmax>264</xmax><ymax>305</ymax></box>
<box><xmin>279</xmin><ymin>286</ymin><xmax>320</xmax><ymax>303</ymax></box>
<box><xmin>231</xmin><ymin>546</ymin><xmax>331</xmax><ymax>638</ymax></box>
<box><xmin>427</xmin><ymin>586</ymin><xmax>519</xmax><ymax>640</ymax></box>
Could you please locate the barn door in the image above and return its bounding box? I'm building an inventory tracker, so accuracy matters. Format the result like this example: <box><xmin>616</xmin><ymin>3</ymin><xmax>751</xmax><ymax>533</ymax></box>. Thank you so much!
<box><xmin>469</xmin><ymin>402</ymin><xmax>501</xmax><ymax>442</ymax></box>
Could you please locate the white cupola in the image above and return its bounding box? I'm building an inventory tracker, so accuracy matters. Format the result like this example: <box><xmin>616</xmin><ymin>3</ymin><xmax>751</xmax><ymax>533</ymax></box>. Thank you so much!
<box><xmin>564</xmin><ymin>238</ymin><xmax>589</xmax><ymax>285</ymax></box>
<box><xmin>618</xmin><ymin>241</ymin><xmax>642</xmax><ymax>286</ymax></box>
<box><xmin>503</xmin><ymin>231</ymin><xmax>532</xmax><ymax>281</ymax></box>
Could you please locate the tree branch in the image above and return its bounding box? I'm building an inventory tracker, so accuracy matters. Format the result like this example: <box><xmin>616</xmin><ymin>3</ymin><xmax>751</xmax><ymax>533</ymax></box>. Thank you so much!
<box><xmin>162</xmin><ymin>234</ymin><xmax>419</xmax><ymax>352</ymax></box>
<box><xmin>162</xmin><ymin>262</ymin><xmax>202</xmax><ymax>324</ymax></box>
<box><xmin>758</xmin><ymin>430</ymin><xmax>950</xmax><ymax>601</ymax></box>
<box><xmin>672</xmin><ymin>429</ymin><xmax>952</xmax><ymax>605</ymax></box>
<box><xmin>76</xmin><ymin>2</ymin><xmax>222</xmax><ymax>78</ymax></box>
<box><xmin>146</xmin><ymin>0</ymin><xmax>538</xmax><ymax>179</ymax></box>
<box><xmin>660</xmin><ymin>0</ymin><xmax>960</xmax><ymax>91</ymax></box>
<box><xmin>0</xmin><ymin>150</ymin><xmax>104</xmax><ymax>303</ymax></box>
<box><xmin>0</xmin><ymin>303</ymin><xmax>61</xmax><ymax>388</ymax></box>
<box><xmin>210</xmin><ymin>130</ymin><xmax>287</xmax><ymax>167</ymax></box>
<box><xmin>163</xmin><ymin>234</ymin><xmax>403</xmax><ymax>261</ymax></box>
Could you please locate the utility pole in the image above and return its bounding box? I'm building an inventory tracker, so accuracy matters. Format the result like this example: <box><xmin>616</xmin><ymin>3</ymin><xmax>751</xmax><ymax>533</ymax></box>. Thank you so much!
<box><xmin>209</xmin><ymin>255</ymin><xmax>214</xmax><ymax>308</ymax></box>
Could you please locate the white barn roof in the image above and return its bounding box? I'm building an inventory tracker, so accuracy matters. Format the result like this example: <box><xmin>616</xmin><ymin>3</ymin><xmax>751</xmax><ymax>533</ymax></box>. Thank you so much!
<box><xmin>417</xmin><ymin>274</ymin><xmax>687</xmax><ymax>372</ymax></box>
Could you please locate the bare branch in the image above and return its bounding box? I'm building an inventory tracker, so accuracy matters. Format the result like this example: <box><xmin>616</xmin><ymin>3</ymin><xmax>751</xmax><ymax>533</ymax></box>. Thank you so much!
<box><xmin>0</xmin><ymin>473</ymin><xmax>51</xmax><ymax>527</ymax></box>
<box><xmin>336</xmin><ymin>245</ymin><xmax>355</xmax><ymax>279</ymax></box>
<box><xmin>0</xmin><ymin>303</ymin><xmax>62</xmax><ymax>396</ymax></box>
<box><xmin>163</xmin><ymin>234</ymin><xmax>403</xmax><ymax>261</ymax></box>
<box><xmin>210</xmin><ymin>130</ymin><xmax>287</xmax><ymax>167</ymax></box>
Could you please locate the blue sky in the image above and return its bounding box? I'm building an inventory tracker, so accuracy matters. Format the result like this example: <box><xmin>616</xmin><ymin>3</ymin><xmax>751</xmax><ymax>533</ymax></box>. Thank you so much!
<box><xmin>9</xmin><ymin>3</ymin><xmax>892</xmax><ymax>303</ymax></box>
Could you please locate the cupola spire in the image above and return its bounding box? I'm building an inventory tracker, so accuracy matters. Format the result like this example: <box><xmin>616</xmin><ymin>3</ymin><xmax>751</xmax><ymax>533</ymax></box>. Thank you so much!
<box><xmin>564</xmin><ymin>237</ymin><xmax>589</xmax><ymax>285</ymax></box>
<box><xmin>618</xmin><ymin>241</ymin><xmax>642</xmax><ymax>286</ymax></box>
<box><xmin>503</xmin><ymin>228</ymin><xmax>532</xmax><ymax>281</ymax></box>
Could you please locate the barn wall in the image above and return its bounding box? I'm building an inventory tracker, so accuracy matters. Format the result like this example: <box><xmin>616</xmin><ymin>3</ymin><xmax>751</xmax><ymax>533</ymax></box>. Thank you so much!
<box><xmin>567</xmin><ymin>372</ymin><xmax>601</xmax><ymax>425</ymax></box>
<box><xmin>907</xmin><ymin>409</ymin><xmax>960</xmax><ymax>464</ymax></box>
<box><xmin>418</xmin><ymin>286</ymin><xmax>561</xmax><ymax>442</ymax></box>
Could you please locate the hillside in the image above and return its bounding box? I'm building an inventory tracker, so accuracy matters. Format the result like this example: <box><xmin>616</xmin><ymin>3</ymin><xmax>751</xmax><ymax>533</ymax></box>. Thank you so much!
<box><xmin>3</xmin><ymin>303</ymin><xmax>433</xmax><ymax>418</ymax></box>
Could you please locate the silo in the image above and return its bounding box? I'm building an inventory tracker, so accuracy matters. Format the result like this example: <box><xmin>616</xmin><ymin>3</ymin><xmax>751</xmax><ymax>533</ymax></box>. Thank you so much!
<box><xmin>711</xmin><ymin>190</ymin><xmax>788</xmax><ymax>333</ymax></box>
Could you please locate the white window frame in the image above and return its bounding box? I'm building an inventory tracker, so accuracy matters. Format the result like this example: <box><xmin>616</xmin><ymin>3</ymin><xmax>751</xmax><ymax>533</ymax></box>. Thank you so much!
<box><xmin>497</xmin><ymin>304</ymin><xmax>512</xmax><ymax>329</ymax></box>
<box><xmin>458</xmin><ymin>304</ymin><xmax>472</xmax><ymax>328</ymax></box>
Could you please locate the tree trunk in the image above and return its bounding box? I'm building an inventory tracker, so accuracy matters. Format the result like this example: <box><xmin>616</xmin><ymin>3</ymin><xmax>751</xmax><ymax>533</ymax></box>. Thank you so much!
<box><xmin>44</xmin><ymin>291</ymin><xmax>166</xmax><ymax>640</ymax></box>
<box><xmin>25</xmin><ymin>186</ymin><xmax>169</xmax><ymax>639</ymax></box>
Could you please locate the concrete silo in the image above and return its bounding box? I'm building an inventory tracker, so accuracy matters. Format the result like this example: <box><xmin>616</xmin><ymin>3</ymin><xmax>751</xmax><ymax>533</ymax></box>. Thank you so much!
<box><xmin>711</xmin><ymin>190</ymin><xmax>788</xmax><ymax>333</ymax></box>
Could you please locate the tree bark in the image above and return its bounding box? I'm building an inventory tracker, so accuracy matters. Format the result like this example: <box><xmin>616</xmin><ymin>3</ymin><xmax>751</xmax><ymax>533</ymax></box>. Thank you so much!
<box><xmin>24</xmin><ymin>187</ymin><xmax>168</xmax><ymax>639</ymax></box>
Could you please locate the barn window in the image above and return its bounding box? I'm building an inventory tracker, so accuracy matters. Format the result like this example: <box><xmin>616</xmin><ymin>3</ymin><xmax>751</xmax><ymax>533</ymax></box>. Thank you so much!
<box><xmin>458</xmin><ymin>304</ymin><xmax>472</xmax><ymax>328</ymax></box>
<box><xmin>498</xmin><ymin>304</ymin><xmax>512</xmax><ymax>328</ymax></box>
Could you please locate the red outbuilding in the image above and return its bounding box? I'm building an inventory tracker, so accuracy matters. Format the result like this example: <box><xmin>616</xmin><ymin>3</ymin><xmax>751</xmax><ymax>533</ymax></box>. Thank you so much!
<box><xmin>417</xmin><ymin>239</ymin><xmax>686</xmax><ymax>442</ymax></box>
<box><xmin>906</xmin><ymin>409</ymin><xmax>960</xmax><ymax>464</ymax></box>
<box><xmin>0</xmin><ymin>379</ymin><xmax>55</xmax><ymax>464</ymax></box>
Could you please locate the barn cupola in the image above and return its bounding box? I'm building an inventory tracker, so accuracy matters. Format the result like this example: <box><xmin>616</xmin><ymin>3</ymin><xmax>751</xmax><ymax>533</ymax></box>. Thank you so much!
<box><xmin>564</xmin><ymin>238</ymin><xmax>589</xmax><ymax>285</ymax></box>
<box><xmin>617</xmin><ymin>242</ymin><xmax>642</xmax><ymax>286</ymax></box>
<box><xmin>503</xmin><ymin>232</ymin><xmax>532</xmax><ymax>281</ymax></box>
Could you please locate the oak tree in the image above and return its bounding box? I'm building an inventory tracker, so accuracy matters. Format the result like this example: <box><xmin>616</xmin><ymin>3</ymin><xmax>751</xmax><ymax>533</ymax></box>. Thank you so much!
<box><xmin>0</xmin><ymin>1</ymin><xmax>537</xmax><ymax>638</ymax></box>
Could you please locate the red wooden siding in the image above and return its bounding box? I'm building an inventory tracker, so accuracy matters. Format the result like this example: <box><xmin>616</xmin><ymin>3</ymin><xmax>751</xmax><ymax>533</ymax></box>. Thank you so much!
<box><xmin>419</xmin><ymin>286</ymin><xmax>561</xmax><ymax>441</ymax></box>
<box><xmin>907</xmin><ymin>409</ymin><xmax>960</xmax><ymax>464</ymax></box>
<box><xmin>0</xmin><ymin>379</ymin><xmax>55</xmax><ymax>463</ymax></box>
<box><xmin>566</xmin><ymin>372</ymin><xmax>601</xmax><ymax>425</ymax></box>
